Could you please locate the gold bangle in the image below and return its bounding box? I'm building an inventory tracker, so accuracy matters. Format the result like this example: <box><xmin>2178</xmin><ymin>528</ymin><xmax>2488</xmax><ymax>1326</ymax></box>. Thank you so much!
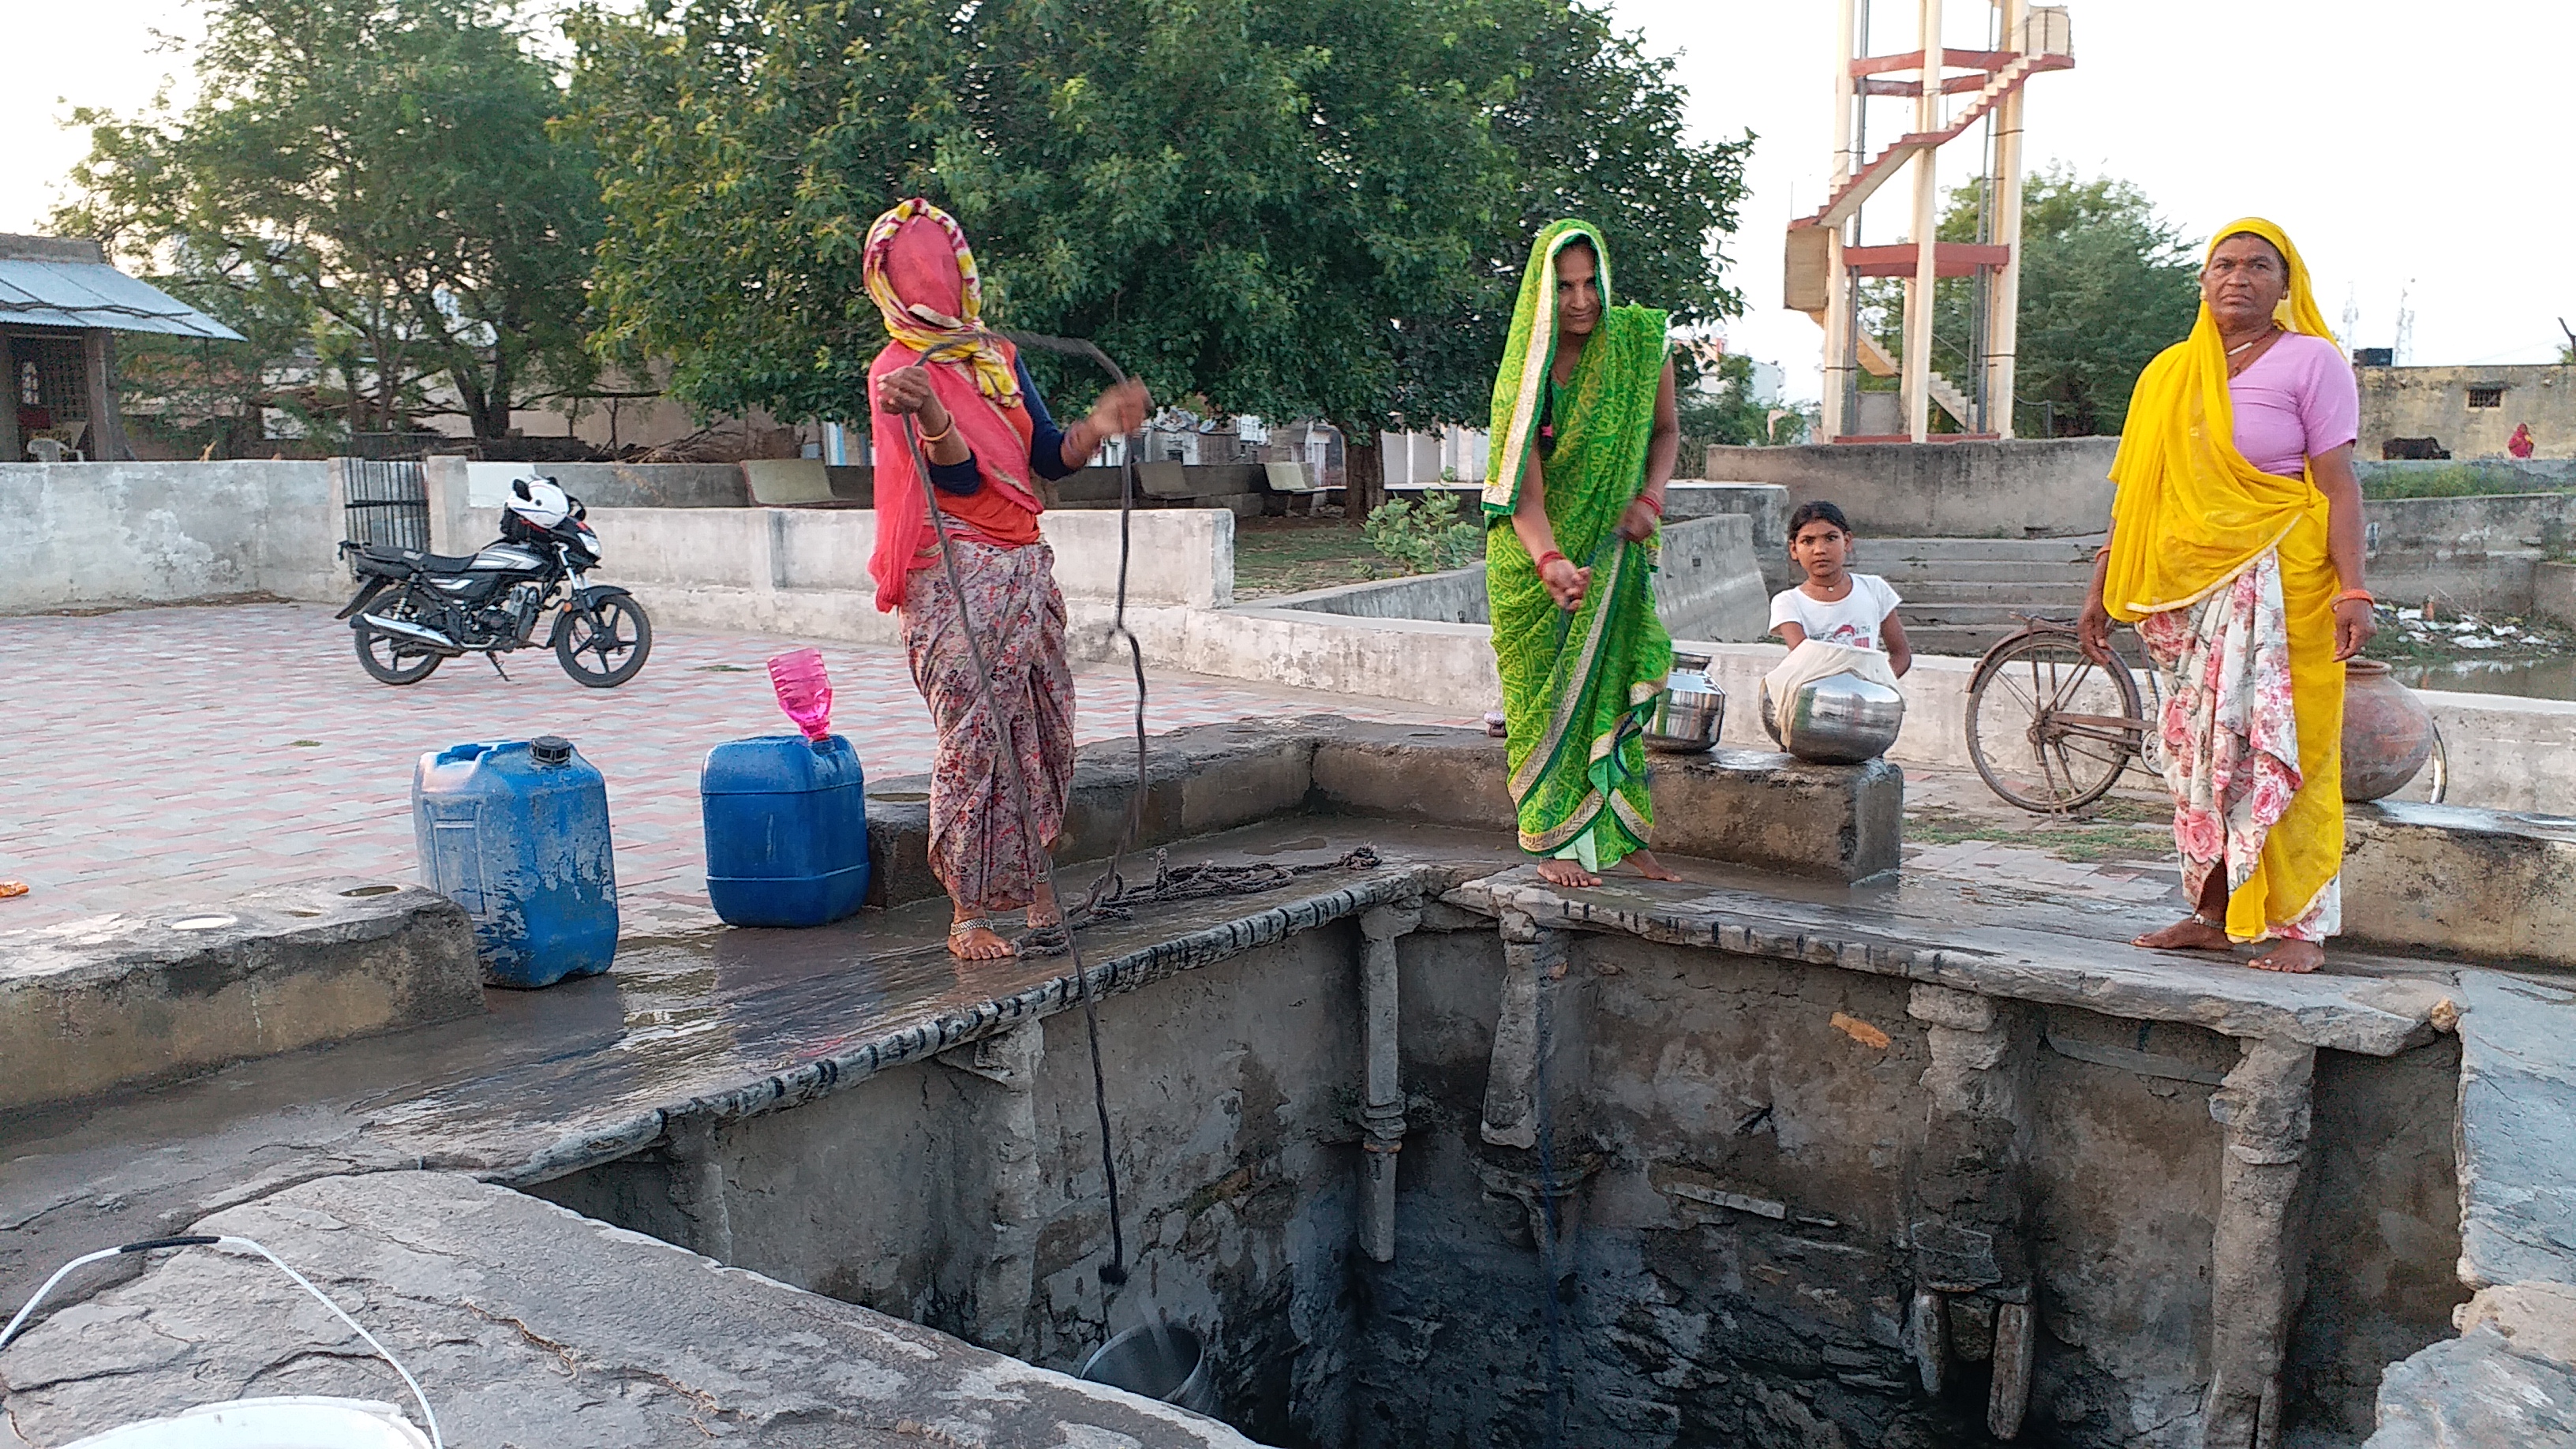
<box><xmin>917</xmin><ymin>415</ymin><xmax>955</xmax><ymax>446</ymax></box>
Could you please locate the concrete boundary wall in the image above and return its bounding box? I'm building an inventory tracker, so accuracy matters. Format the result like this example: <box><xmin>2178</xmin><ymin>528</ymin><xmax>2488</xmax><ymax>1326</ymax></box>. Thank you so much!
<box><xmin>426</xmin><ymin>463</ymin><xmax>1235</xmax><ymax>649</ymax></box>
<box><xmin>1261</xmin><ymin>515</ymin><xmax>1768</xmax><ymax>642</ymax></box>
<box><xmin>0</xmin><ymin>460</ymin><xmax>341</xmax><ymax>612</ymax></box>
<box><xmin>1704</xmin><ymin>438</ymin><xmax>2123</xmax><ymax>538</ymax></box>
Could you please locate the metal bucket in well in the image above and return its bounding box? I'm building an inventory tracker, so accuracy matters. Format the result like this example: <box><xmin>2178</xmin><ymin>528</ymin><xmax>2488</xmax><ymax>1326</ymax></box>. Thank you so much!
<box><xmin>1080</xmin><ymin>1321</ymin><xmax>1221</xmax><ymax>1418</ymax></box>
<box><xmin>1645</xmin><ymin>652</ymin><xmax>1725</xmax><ymax>754</ymax></box>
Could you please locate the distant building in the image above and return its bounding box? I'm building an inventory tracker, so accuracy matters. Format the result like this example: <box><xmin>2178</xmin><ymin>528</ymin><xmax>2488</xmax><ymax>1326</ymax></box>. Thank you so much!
<box><xmin>2356</xmin><ymin>362</ymin><xmax>2576</xmax><ymax>460</ymax></box>
<box><xmin>1</xmin><ymin>234</ymin><xmax>242</xmax><ymax>462</ymax></box>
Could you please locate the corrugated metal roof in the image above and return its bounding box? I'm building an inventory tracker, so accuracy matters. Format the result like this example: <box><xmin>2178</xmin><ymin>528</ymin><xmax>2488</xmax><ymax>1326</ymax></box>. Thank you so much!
<box><xmin>0</xmin><ymin>259</ymin><xmax>246</xmax><ymax>341</ymax></box>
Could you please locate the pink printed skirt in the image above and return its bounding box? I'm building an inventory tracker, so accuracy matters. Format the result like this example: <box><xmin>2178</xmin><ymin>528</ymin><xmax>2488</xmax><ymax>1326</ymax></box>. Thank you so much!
<box><xmin>900</xmin><ymin>540</ymin><xmax>1075</xmax><ymax>912</ymax></box>
<box><xmin>2136</xmin><ymin>550</ymin><xmax>2340</xmax><ymax>942</ymax></box>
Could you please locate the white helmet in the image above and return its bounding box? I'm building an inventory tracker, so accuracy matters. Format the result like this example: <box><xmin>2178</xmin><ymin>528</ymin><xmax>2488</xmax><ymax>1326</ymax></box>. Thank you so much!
<box><xmin>507</xmin><ymin>475</ymin><xmax>572</xmax><ymax>529</ymax></box>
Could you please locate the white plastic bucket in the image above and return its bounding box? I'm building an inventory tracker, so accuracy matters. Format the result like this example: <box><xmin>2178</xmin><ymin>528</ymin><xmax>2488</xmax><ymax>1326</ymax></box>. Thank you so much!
<box><xmin>61</xmin><ymin>1396</ymin><xmax>432</xmax><ymax>1448</ymax></box>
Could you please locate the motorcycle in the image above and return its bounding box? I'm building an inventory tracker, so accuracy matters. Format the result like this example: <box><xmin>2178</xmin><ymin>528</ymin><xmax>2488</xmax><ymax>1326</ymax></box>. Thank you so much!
<box><xmin>333</xmin><ymin>475</ymin><xmax>653</xmax><ymax>688</ymax></box>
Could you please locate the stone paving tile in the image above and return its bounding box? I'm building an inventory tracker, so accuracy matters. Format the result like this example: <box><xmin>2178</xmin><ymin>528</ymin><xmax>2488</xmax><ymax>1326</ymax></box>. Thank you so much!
<box><xmin>0</xmin><ymin>602</ymin><xmax>1460</xmax><ymax>934</ymax></box>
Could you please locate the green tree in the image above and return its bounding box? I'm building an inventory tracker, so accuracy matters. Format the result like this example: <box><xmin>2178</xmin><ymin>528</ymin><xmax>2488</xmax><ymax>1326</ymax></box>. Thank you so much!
<box><xmin>569</xmin><ymin>0</ymin><xmax>1749</xmax><ymax>511</ymax></box>
<box><xmin>1861</xmin><ymin>167</ymin><xmax>2199</xmax><ymax>436</ymax></box>
<box><xmin>1673</xmin><ymin>352</ymin><xmax>1806</xmax><ymax>465</ymax></box>
<box><xmin>58</xmin><ymin>0</ymin><xmax>601</xmax><ymax>440</ymax></box>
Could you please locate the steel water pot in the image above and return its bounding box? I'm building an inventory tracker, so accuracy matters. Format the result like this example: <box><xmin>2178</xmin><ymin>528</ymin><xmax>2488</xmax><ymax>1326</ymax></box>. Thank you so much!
<box><xmin>1761</xmin><ymin>670</ymin><xmax>1906</xmax><ymax>765</ymax></box>
<box><xmin>1646</xmin><ymin>652</ymin><xmax>1725</xmax><ymax>753</ymax></box>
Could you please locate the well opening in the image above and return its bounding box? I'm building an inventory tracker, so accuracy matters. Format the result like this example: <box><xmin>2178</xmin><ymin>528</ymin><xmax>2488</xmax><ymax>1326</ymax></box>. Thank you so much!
<box><xmin>525</xmin><ymin>848</ymin><xmax>2468</xmax><ymax>1449</ymax></box>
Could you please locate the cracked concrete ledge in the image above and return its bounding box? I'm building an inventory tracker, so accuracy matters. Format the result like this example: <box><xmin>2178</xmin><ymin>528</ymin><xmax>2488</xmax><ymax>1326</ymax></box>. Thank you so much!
<box><xmin>496</xmin><ymin>866</ymin><xmax>1441</xmax><ymax>1189</ymax></box>
<box><xmin>0</xmin><ymin>880</ymin><xmax>481</xmax><ymax>1112</ymax></box>
<box><xmin>1443</xmin><ymin>866</ymin><xmax>2456</xmax><ymax>1057</ymax></box>
<box><xmin>0</xmin><ymin>1171</ymin><xmax>1258</xmax><ymax>1448</ymax></box>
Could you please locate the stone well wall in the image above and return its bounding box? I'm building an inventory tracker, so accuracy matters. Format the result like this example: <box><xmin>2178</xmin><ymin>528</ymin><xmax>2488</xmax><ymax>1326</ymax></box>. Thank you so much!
<box><xmin>528</xmin><ymin>898</ymin><xmax>2466</xmax><ymax>1448</ymax></box>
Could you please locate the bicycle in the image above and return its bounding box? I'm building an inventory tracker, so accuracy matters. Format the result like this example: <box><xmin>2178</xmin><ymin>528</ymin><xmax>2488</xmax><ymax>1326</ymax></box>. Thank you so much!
<box><xmin>1962</xmin><ymin>616</ymin><xmax>2447</xmax><ymax>814</ymax></box>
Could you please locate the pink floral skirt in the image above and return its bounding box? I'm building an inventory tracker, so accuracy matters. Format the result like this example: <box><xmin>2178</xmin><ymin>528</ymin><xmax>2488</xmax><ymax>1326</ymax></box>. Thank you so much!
<box><xmin>2136</xmin><ymin>550</ymin><xmax>2339</xmax><ymax>942</ymax></box>
<box><xmin>900</xmin><ymin>541</ymin><xmax>1075</xmax><ymax>912</ymax></box>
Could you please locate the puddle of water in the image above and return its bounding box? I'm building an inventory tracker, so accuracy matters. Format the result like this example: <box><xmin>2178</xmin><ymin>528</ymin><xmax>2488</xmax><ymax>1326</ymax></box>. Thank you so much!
<box><xmin>2391</xmin><ymin>656</ymin><xmax>2576</xmax><ymax>701</ymax></box>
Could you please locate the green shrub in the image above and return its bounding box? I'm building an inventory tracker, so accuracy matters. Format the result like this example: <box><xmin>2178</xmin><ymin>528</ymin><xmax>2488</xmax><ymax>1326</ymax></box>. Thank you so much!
<box><xmin>2360</xmin><ymin>464</ymin><xmax>2570</xmax><ymax>501</ymax></box>
<box><xmin>1362</xmin><ymin>493</ymin><xmax>1485</xmax><ymax>574</ymax></box>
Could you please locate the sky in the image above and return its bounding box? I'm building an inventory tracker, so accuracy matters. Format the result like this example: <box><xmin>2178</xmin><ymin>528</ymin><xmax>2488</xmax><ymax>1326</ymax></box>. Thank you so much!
<box><xmin>4</xmin><ymin>1</ymin><xmax>2567</xmax><ymax>403</ymax></box>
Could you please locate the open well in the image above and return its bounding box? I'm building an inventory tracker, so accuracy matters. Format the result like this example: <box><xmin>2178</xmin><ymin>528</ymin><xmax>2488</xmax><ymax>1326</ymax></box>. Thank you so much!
<box><xmin>0</xmin><ymin>719</ymin><xmax>2564</xmax><ymax>1448</ymax></box>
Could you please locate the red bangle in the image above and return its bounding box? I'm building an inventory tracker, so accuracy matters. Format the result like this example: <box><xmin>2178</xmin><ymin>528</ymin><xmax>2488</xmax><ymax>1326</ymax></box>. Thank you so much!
<box><xmin>2334</xmin><ymin>588</ymin><xmax>2376</xmax><ymax>607</ymax></box>
<box><xmin>1639</xmin><ymin>494</ymin><xmax>1664</xmax><ymax>518</ymax></box>
<box><xmin>1537</xmin><ymin>549</ymin><xmax>1567</xmax><ymax>571</ymax></box>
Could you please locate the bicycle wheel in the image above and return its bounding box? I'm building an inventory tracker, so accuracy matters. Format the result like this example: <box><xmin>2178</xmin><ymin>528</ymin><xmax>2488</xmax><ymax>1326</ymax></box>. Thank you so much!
<box><xmin>1967</xmin><ymin>631</ymin><xmax>2144</xmax><ymax>813</ymax></box>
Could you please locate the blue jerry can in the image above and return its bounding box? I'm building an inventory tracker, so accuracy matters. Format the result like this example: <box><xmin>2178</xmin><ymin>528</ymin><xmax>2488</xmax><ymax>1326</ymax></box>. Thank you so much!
<box><xmin>413</xmin><ymin>736</ymin><xmax>619</xmax><ymax>987</ymax></box>
<box><xmin>700</xmin><ymin>734</ymin><xmax>871</xmax><ymax>927</ymax></box>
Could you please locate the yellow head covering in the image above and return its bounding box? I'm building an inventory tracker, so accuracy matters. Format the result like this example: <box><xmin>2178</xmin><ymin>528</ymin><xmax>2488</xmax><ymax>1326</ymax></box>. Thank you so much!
<box><xmin>2101</xmin><ymin>217</ymin><xmax>2337</xmax><ymax>619</ymax></box>
<box><xmin>861</xmin><ymin>198</ymin><xmax>1022</xmax><ymax>406</ymax></box>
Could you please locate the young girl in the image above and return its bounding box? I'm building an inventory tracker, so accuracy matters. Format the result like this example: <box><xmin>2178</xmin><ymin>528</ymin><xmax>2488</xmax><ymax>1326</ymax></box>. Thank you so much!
<box><xmin>1769</xmin><ymin>500</ymin><xmax>1911</xmax><ymax>676</ymax></box>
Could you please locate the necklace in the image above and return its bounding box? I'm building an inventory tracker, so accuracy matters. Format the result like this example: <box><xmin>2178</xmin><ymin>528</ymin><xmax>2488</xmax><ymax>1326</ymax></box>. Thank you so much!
<box><xmin>2226</xmin><ymin>325</ymin><xmax>2278</xmax><ymax>358</ymax></box>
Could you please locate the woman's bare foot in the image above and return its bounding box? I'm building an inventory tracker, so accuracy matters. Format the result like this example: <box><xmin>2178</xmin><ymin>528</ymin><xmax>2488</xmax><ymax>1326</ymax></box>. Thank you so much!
<box><xmin>948</xmin><ymin>914</ymin><xmax>1017</xmax><ymax>961</ymax></box>
<box><xmin>2248</xmin><ymin>939</ymin><xmax>2324</xmax><ymax>974</ymax></box>
<box><xmin>1625</xmin><ymin>849</ymin><xmax>1683</xmax><ymax>882</ymax></box>
<box><xmin>1536</xmin><ymin>859</ymin><xmax>1601</xmax><ymax>889</ymax></box>
<box><xmin>2132</xmin><ymin>916</ymin><xmax>2233</xmax><ymax>951</ymax></box>
<box><xmin>1026</xmin><ymin>880</ymin><xmax>1063</xmax><ymax>931</ymax></box>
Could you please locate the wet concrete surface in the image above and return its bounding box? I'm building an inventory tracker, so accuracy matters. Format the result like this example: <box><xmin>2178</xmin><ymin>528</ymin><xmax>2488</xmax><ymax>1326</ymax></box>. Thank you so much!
<box><xmin>0</xmin><ymin>807</ymin><xmax>2484</xmax><ymax>1313</ymax></box>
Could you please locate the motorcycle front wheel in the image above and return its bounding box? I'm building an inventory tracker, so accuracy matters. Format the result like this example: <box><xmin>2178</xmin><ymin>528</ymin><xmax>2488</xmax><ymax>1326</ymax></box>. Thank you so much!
<box><xmin>354</xmin><ymin>621</ymin><xmax>445</xmax><ymax>686</ymax></box>
<box><xmin>557</xmin><ymin>595</ymin><xmax>653</xmax><ymax>688</ymax></box>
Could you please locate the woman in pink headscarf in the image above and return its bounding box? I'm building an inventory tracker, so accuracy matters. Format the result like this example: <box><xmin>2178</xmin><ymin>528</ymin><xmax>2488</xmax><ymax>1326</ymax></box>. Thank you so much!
<box><xmin>864</xmin><ymin>199</ymin><xmax>1149</xmax><ymax>961</ymax></box>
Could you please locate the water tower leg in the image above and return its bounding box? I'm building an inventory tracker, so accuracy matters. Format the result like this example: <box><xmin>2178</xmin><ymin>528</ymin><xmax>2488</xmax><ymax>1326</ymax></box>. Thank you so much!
<box><xmin>1904</xmin><ymin>0</ymin><xmax>1945</xmax><ymax>443</ymax></box>
<box><xmin>1986</xmin><ymin>0</ymin><xmax>2030</xmax><ymax>439</ymax></box>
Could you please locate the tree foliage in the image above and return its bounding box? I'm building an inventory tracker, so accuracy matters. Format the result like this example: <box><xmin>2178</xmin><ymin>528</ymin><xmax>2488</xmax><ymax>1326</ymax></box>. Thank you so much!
<box><xmin>1676</xmin><ymin>352</ymin><xmax>1807</xmax><ymax>461</ymax></box>
<box><xmin>58</xmin><ymin>0</ymin><xmax>600</xmax><ymax>439</ymax></box>
<box><xmin>1857</xmin><ymin>167</ymin><xmax>2199</xmax><ymax>436</ymax></box>
<box><xmin>569</xmin><ymin>0</ymin><xmax>1750</xmax><ymax>459</ymax></box>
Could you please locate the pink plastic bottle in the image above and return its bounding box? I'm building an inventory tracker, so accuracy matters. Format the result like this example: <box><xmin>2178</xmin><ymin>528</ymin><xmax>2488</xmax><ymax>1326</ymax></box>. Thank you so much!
<box><xmin>768</xmin><ymin>648</ymin><xmax>834</xmax><ymax>743</ymax></box>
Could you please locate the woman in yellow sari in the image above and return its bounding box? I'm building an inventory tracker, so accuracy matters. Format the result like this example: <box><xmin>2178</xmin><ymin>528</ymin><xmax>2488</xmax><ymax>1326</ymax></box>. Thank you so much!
<box><xmin>2076</xmin><ymin>219</ymin><xmax>2376</xmax><ymax>973</ymax></box>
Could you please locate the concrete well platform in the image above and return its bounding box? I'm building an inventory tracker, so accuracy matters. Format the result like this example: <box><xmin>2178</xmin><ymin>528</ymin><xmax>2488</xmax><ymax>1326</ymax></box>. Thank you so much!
<box><xmin>2</xmin><ymin>721</ymin><xmax>2572</xmax><ymax>1447</ymax></box>
<box><xmin>0</xmin><ymin>879</ymin><xmax>480</xmax><ymax>1112</ymax></box>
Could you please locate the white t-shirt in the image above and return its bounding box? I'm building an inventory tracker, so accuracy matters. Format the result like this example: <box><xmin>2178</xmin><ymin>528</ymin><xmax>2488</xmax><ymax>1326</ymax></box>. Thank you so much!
<box><xmin>1769</xmin><ymin>573</ymin><xmax>1902</xmax><ymax>653</ymax></box>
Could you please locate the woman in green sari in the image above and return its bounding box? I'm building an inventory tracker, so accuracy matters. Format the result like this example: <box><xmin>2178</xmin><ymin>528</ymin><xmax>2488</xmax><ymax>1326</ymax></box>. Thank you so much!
<box><xmin>1485</xmin><ymin>219</ymin><xmax>1684</xmax><ymax>888</ymax></box>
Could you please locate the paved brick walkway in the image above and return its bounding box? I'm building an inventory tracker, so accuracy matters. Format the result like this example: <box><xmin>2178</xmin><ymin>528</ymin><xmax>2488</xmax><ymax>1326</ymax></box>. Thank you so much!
<box><xmin>0</xmin><ymin>603</ymin><xmax>1456</xmax><ymax>934</ymax></box>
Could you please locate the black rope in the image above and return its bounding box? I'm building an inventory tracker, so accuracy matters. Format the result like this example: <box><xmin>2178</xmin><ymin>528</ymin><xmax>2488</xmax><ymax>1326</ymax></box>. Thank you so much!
<box><xmin>1534</xmin><ymin>984</ymin><xmax>1568</xmax><ymax>1449</ymax></box>
<box><xmin>899</xmin><ymin>329</ymin><xmax>1381</xmax><ymax>1295</ymax></box>
<box><xmin>1024</xmin><ymin>847</ymin><xmax>1382</xmax><ymax>948</ymax></box>
<box><xmin>897</xmin><ymin>335</ymin><xmax>1134</xmax><ymax>1285</ymax></box>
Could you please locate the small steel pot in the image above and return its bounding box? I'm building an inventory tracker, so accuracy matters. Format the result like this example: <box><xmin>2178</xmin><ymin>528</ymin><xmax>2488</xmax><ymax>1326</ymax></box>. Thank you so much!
<box><xmin>1080</xmin><ymin>1321</ymin><xmax>1221</xmax><ymax>1417</ymax></box>
<box><xmin>1761</xmin><ymin>669</ymin><xmax>1905</xmax><ymax>764</ymax></box>
<box><xmin>1646</xmin><ymin>653</ymin><xmax>1724</xmax><ymax>753</ymax></box>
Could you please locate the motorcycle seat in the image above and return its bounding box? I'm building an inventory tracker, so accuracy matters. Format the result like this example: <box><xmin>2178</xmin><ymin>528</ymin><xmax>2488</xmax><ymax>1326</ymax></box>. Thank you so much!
<box><xmin>360</xmin><ymin>542</ymin><xmax>478</xmax><ymax>571</ymax></box>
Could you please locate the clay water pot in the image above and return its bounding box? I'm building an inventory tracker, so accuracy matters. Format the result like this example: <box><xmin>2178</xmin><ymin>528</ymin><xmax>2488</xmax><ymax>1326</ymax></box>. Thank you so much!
<box><xmin>2342</xmin><ymin>657</ymin><xmax>2436</xmax><ymax>802</ymax></box>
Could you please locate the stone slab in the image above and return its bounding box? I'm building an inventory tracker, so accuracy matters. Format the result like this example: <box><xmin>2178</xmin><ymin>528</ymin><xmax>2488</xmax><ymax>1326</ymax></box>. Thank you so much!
<box><xmin>2346</xmin><ymin>803</ymin><xmax>2576</xmax><ymax>971</ymax></box>
<box><xmin>0</xmin><ymin>880</ymin><xmax>481</xmax><ymax>1111</ymax></box>
<box><xmin>1445</xmin><ymin>867</ymin><xmax>2455</xmax><ymax>1056</ymax></box>
<box><xmin>0</xmin><ymin>1171</ymin><xmax>1256</xmax><ymax>1448</ymax></box>
<box><xmin>2454</xmin><ymin>969</ymin><xmax>2576</xmax><ymax>1291</ymax></box>
<box><xmin>1311</xmin><ymin>724</ymin><xmax>1902</xmax><ymax>882</ymax></box>
<box><xmin>2364</xmin><ymin>1326</ymin><xmax>2576</xmax><ymax>1448</ymax></box>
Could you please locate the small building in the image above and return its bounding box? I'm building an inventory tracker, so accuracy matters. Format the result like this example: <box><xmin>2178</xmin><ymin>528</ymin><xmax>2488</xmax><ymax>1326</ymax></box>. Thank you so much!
<box><xmin>2356</xmin><ymin>361</ymin><xmax>2576</xmax><ymax>460</ymax></box>
<box><xmin>0</xmin><ymin>234</ymin><xmax>244</xmax><ymax>463</ymax></box>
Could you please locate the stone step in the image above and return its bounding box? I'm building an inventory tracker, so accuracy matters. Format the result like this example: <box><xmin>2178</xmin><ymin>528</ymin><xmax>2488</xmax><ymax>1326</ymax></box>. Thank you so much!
<box><xmin>1899</xmin><ymin>601</ymin><xmax>2083</xmax><ymax>625</ymax></box>
<box><xmin>1868</xmin><ymin>535</ymin><xmax>2106</xmax><ymax>563</ymax></box>
<box><xmin>1867</xmin><ymin>558</ymin><xmax>2099</xmax><ymax>585</ymax></box>
<box><xmin>1893</xmin><ymin>580</ymin><xmax>2093</xmax><ymax>606</ymax></box>
<box><xmin>1902</xmin><ymin>623</ymin><xmax>2020</xmax><ymax>657</ymax></box>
